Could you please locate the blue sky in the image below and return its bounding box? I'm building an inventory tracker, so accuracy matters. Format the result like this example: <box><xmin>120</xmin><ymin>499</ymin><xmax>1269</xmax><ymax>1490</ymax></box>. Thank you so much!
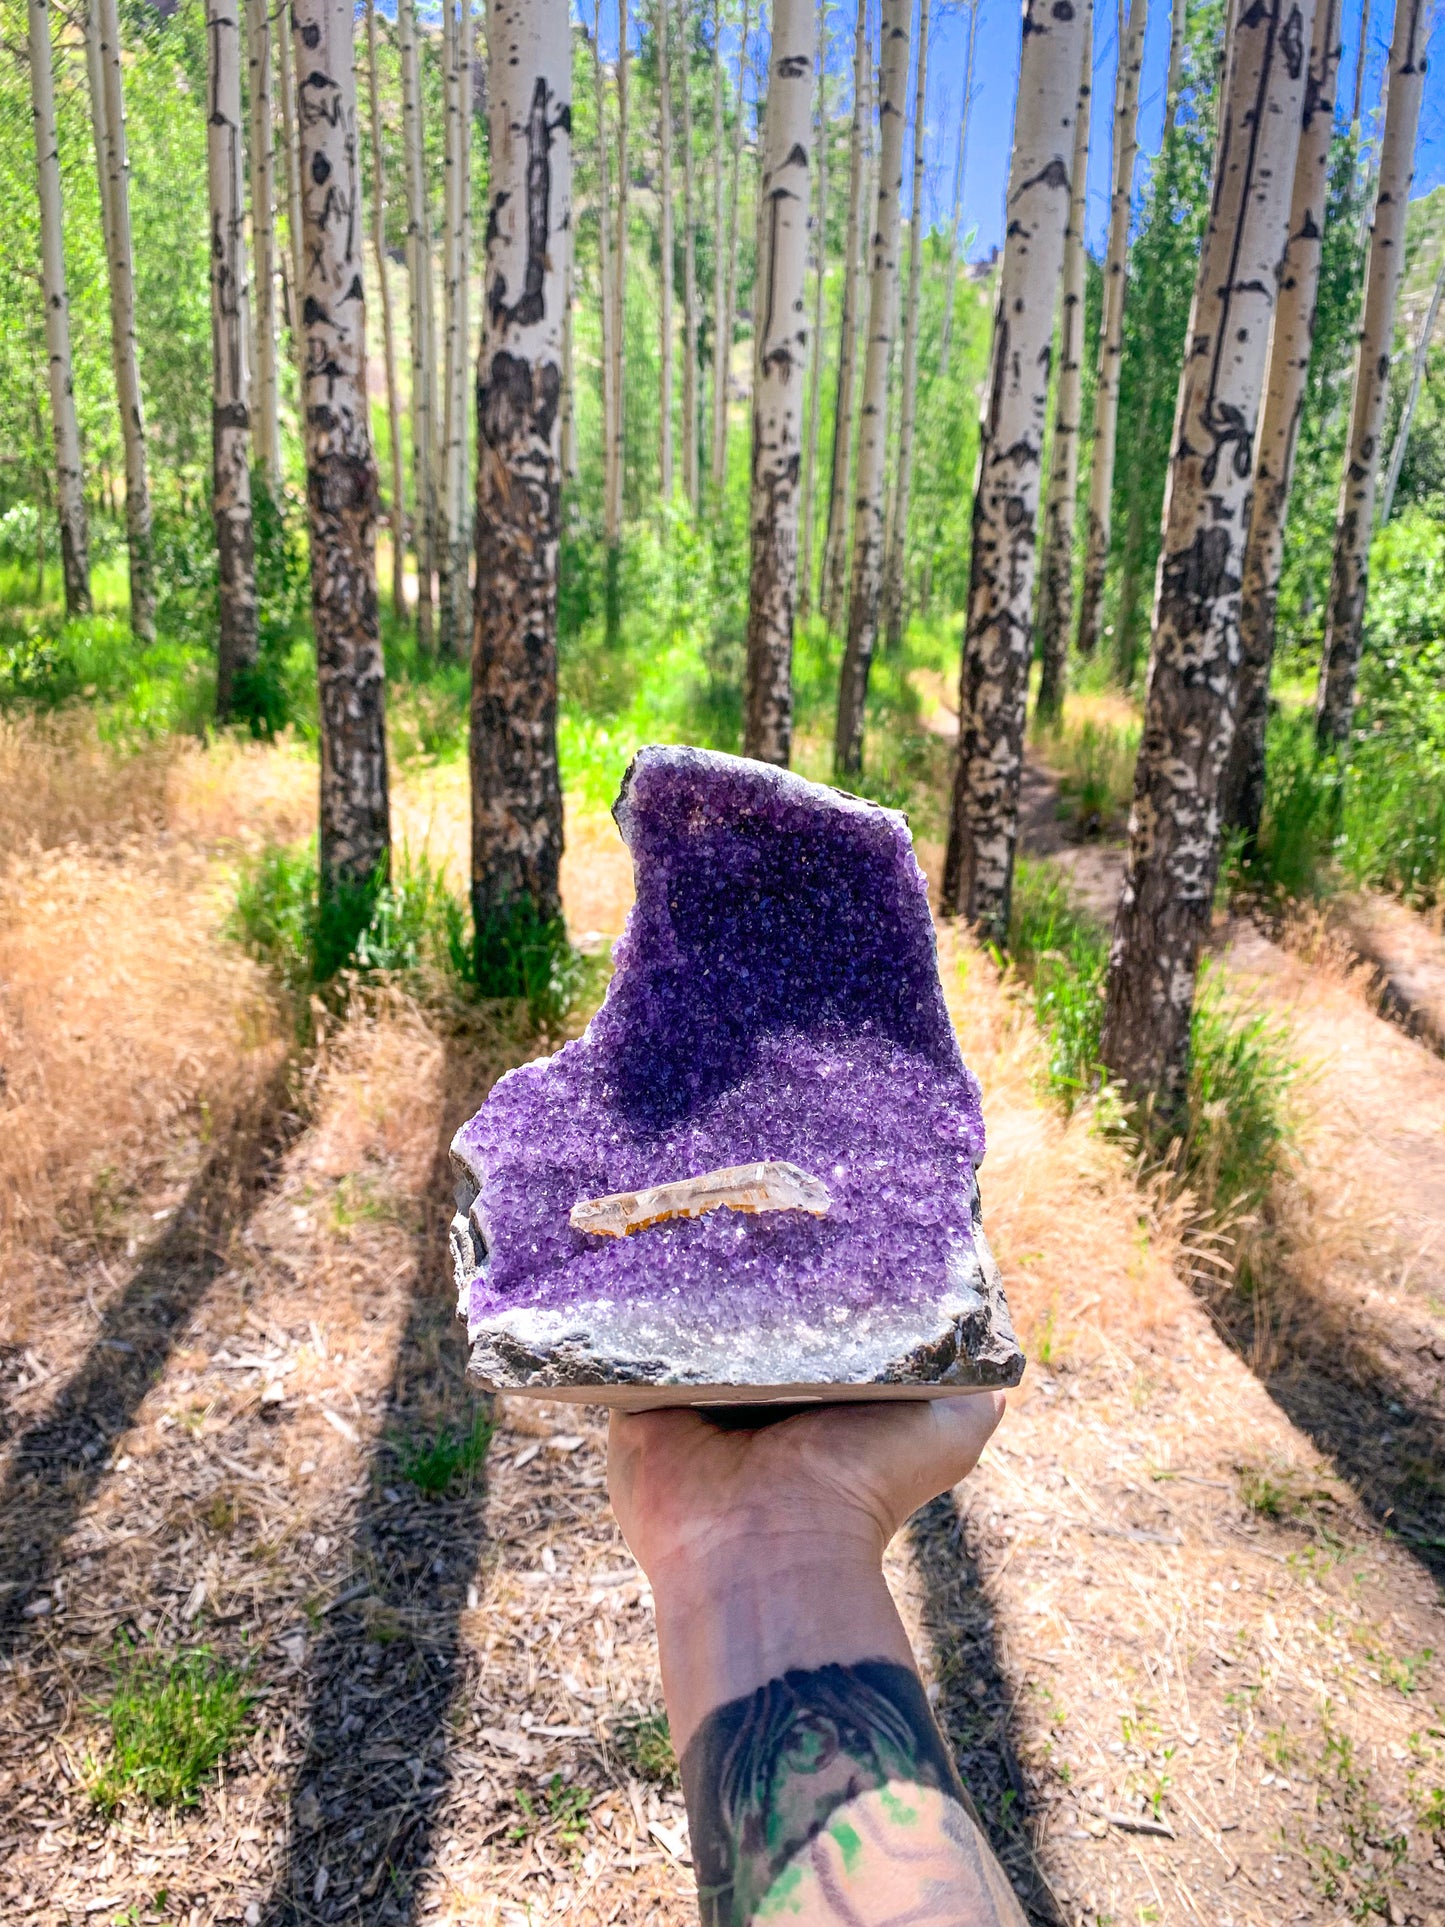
<box><xmin>590</xmin><ymin>0</ymin><xmax>1445</xmax><ymax>259</ymax></box>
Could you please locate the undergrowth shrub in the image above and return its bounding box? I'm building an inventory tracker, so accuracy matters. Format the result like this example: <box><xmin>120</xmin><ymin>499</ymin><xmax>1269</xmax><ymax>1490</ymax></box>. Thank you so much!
<box><xmin>394</xmin><ymin>1407</ymin><xmax>495</xmax><ymax>1495</ymax></box>
<box><xmin>1006</xmin><ymin>858</ymin><xmax>1297</xmax><ymax>1217</ymax></box>
<box><xmin>87</xmin><ymin>1642</ymin><xmax>253</xmax><ymax>1814</ymax></box>
<box><xmin>230</xmin><ymin>840</ymin><xmax>586</xmax><ymax>1029</ymax></box>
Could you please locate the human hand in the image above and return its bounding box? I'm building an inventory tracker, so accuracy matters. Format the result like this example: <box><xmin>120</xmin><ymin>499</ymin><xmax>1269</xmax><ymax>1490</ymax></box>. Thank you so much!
<box><xmin>608</xmin><ymin>1393</ymin><xmax>1005</xmax><ymax>1582</ymax></box>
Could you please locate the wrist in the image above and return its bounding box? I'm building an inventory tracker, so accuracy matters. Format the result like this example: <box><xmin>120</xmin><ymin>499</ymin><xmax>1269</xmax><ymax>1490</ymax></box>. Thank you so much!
<box><xmin>648</xmin><ymin>1527</ymin><xmax>915</xmax><ymax>1757</ymax></box>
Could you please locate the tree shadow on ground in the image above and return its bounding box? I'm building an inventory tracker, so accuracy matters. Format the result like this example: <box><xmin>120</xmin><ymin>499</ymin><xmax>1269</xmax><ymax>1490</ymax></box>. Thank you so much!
<box><xmin>0</xmin><ymin>1059</ymin><xmax>299</xmax><ymax>1653</ymax></box>
<box><xmin>1209</xmin><ymin>1273</ymin><xmax>1445</xmax><ymax>1584</ymax></box>
<box><xmin>260</xmin><ymin>1031</ymin><xmax>498</xmax><ymax>1927</ymax></box>
<box><xmin>910</xmin><ymin>1491</ymin><xmax>1064</xmax><ymax>1927</ymax></box>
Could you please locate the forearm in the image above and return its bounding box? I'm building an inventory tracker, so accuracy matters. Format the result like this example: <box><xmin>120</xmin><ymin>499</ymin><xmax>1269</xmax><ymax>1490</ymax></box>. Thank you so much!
<box><xmin>652</xmin><ymin>1537</ymin><xmax>1029</xmax><ymax>1927</ymax></box>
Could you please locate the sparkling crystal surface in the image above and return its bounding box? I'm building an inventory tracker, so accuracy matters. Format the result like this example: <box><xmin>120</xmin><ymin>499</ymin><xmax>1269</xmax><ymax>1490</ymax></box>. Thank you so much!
<box><xmin>451</xmin><ymin>747</ymin><xmax>991</xmax><ymax>1353</ymax></box>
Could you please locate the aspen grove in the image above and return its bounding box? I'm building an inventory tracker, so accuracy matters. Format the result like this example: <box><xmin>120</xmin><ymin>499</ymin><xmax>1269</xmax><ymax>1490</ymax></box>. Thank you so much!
<box><xmin>0</xmin><ymin>0</ymin><xmax>1443</xmax><ymax>1262</ymax></box>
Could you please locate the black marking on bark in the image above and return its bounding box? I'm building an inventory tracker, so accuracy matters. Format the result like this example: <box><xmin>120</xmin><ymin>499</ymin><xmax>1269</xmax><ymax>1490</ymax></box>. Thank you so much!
<box><xmin>312</xmin><ymin>151</ymin><xmax>332</xmax><ymax>184</ymax></box>
<box><xmin>1281</xmin><ymin>4</ymin><xmax>1304</xmax><ymax>78</ymax></box>
<box><xmin>1017</xmin><ymin>157</ymin><xmax>1070</xmax><ymax>198</ymax></box>
<box><xmin>777</xmin><ymin>54</ymin><xmax>809</xmax><ymax>78</ymax></box>
<box><xmin>301</xmin><ymin>20</ymin><xmax>319</xmax><ymax>47</ymax></box>
<box><xmin>490</xmin><ymin>78</ymin><xmax>553</xmax><ymax>331</ymax></box>
<box><xmin>1158</xmin><ymin>527</ymin><xmax>1240</xmax><ymax>639</ymax></box>
<box><xmin>303</xmin><ymin>295</ymin><xmax>328</xmax><ymax>325</ymax></box>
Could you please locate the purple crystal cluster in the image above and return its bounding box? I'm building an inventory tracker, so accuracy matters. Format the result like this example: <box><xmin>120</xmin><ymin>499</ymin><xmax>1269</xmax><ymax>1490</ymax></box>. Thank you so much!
<box><xmin>449</xmin><ymin>747</ymin><xmax>1022</xmax><ymax>1401</ymax></box>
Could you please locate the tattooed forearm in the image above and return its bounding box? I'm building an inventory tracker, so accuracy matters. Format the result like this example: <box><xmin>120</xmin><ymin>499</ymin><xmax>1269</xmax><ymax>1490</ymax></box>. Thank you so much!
<box><xmin>680</xmin><ymin>1658</ymin><xmax>1029</xmax><ymax>1927</ymax></box>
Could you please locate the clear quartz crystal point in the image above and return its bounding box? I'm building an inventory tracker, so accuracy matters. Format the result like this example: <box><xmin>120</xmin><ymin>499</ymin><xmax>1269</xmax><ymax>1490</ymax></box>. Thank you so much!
<box><xmin>570</xmin><ymin>1160</ymin><xmax>832</xmax><ymax>1238</ymax></box>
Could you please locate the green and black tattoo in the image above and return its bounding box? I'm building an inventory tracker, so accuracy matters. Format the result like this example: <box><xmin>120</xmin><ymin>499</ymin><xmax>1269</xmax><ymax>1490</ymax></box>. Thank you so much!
<box><xmin>680</xmin><ymin>1657</ymin><xmax>1027</xmax><ymax>1927</ymax></box>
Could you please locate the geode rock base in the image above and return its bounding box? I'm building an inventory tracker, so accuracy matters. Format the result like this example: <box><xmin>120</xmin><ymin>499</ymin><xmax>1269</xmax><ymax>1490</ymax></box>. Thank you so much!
<box><xmin>449</xmin><ymin>747</ymin><xmax>1025</xmax><ymax>1406</ymax></box>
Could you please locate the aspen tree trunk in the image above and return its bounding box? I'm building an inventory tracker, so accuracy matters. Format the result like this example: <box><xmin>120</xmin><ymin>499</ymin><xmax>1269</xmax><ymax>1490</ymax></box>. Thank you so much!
<box><xmin>657</xmin><ymin>0</ymin><xmax>676</xmax><ymax>499</ymax></box>
<box><xmin>206</xmin><ymin>0</ymin><xmax>258</xmax><ymax>718</ymax></box>
<box><xmin>399</xmin><ymin>0</ymin><xmax>439</xmax><ymax>653</ymax></box>
<box><xmin>1035</xmin><ymin>7</ymin><xmax>1093</xmax><ymax>725</ymax></box>
<box><xmin>1315</xmin><ymin>0</ymin><xmax>1428</xmax><ymax>749</ymax></box>
<box><xmin>1350</xmin><ymin>0</ymin><xmax>1369</xmax><ymax>123</ymax></box>
<box><xmin>938</xmin><ymin>0</ymin><xmax>1090</xmax><ymax>932</ymax></box>
<box><xmin>799</xmin><ymin>12</ymin><xmax>827</xmax><ymax>619</ymax></box>
<box><xmin>561</xmin><ymin>252</ymin><xmax>579</xmax><ymax>482</ymax></box>
<box><xmin>366</xmin><ymin>0</ymin><xmax>408</xmax><ymax>620</ymax></box>
<box><xmin>28</xmin><ymin>0</ymin><xmax>91</xmax><ymax>616</ymax></box>
<box><xmin>1075</xmin><ymin>0</ymin><xmax>1147</xmax><ymax>658</ymax></box>
<box><xmin>710</xmin><ymin>0</ymin><xmax>751</xmax><ymax>499</ymax></box>
<box><xmin>93</xmin><ymin>0</ymin><xmax>154</xmax><ymax>640</ymax></box>
<box><xmin>937</xmin><ymin>0</ymin><xmax>978</xmax><ymax>380</ymax></box>
<box><xmin>245</xmin><ymin>0</ymin><xmax>281</xmax><ymax>492</ymax></box>
<box><xmin>609</xmin><ymin>0</ymin><xmax>630</xmax><ymax>538</ymax></box>
<box><xmin>1164</xmin><ymin>0</ymin><xmax>1188</xmax><ymax>123</ymax></box>
<box><xmin>275</xmin><ymin>0</ymin><xmax>306</xmax><ymax>377</ymax></box>
<box><xmin>709</xmin><ymin>0</ymin><xmax>726</xmax><ymax>500</ymax></box>
<box><xmin>742</xmin><ymin>0</ymin><xmax>814</xmax><ymax>766</ymax></box>
<box><xmin>292</xmin><ymin>0</ymin><xmax>390</xmax><ymax>899</ymax></box>
<box><xmin>880</xmin><ymin>0</ymin><xmax>931</xmax><ymax>654</ymax></box>
<box><xmin>593</xmin><ymin>5</ymin><xmax>618</xmax><ymax>548</ymax></box>
<box><xmin>1222</xmin><ymin>0</ymin><xmax>1341</xmax><ymax>838</ymax></box>
<box><xmin>440</xmin><ymin>0</ymin><xmax>473</xmax><ymax>655</ymax></box>
<box><xmin>832</xmin><ymin>0</ymin><xmax>910</xmax><ymax>775</ymax></box>
<box><xmin>472</xmin><ymin>0</ymin><xmax>571</xmax><ymax>940</ymax></box>
<box><xmin>1100</xmin><ymin>0</ymin><xmax>1313</xmax><ymax>1112</ymax></box>
<box><xmin>819</xmin><ymin>3</ymin><xmax>870</xmax><ymax>631</ymax></box>
<box><xmin>1379</xmin><ymin>240</ymin><xmax>1445</xmax><ymax>528</ymax></box>
<box><xmin>920</xmin><ymin>0</ymin><xmax>977</xmax><ymax>615</ymax></box>
<box><xmin>440</xmin><ymin>0</ymin><xmax>461</xmax><ymax>650</ymax></box>
<box><xmin>679</xmin><ymin>0</ymin><xmax>701</xmax><ymax>510</ymax></box>
<box><xmin>83</xmin><ymin>1</ymin><xmax>115</xmax><ymax>269</ymax></box>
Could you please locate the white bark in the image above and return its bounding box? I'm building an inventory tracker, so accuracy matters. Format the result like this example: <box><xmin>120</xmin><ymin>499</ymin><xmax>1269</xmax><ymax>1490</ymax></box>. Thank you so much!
<box><xmin>1100</xmin><ymin>0</ymin><xmax>1314</xmax><ymax>1109</ymax></box>
<box><xmin>1377</xmin><ymin>239</ymin><xmax>1444</xmax><ymax>527</ymax></box>
<box><xmin>709</xmin><ymin>0</ymin><xmax>726</xmax><ymax>504</ymax></box>
<box><xmin>799</xmin><ymin>7</ymin><xmax>827</xmax><ymax>617</ymax></box>
<box><xmin>245</xmin><ymin>0</ymin><xmax>281</xmax><ymax>491</ymax></box>
<box><xmin>1224</xmin><ymin>0</ymin><xmax>1342</xmax><ymax>838</ymax></box>
<box><xmin>561</xmin><ymin>248</ymin><xmax>579</xmax><ymax>482</ymax></box>
<box><xmin>83</xmin><ymin>1</ymin><xmax>115</xmax><ymax>272</ymax></box>
<box><xmin>206</xmin><ymin>0</ymin><xmax>258</xmax><ymax>715</ymax></box>
<box><xmin>658</xmin><ymin>0</ymin><xmax>675</xmax><ymax>499</ymax></box>
<box><xmin>938</xmin><ymin>0</ymin><xmax>1090</xmax><ymax>931</ymax></box>
<box><xmin>880</xmin><ymin>0</ymin><xmax>931</xmax><ymax>653</ymax></box>
<box><xmin>441</xmin><ymin>0</ymin><xmax>474</xmax><ymax>655</ymax></box>
<box><xmin>832</xmin><ymin>0</ymin><xmax>911</xmax><ymax>775</ymax></box>
<box><xmin>92</xmin><ymin>0</ymin><xmax>154</xmax><ymax>640</ymax></box>
<box><xmin>819</xmin><ymin>3</ymin><xmax>871</xmax><ymax>629</ymax></box>
<box><xmin>679</xmin><ymin>0</ymin><xmax>701</xmax><ymax>509</ymax></box>
<box><xmin>1076</xmin><ymin>0</ymin><xmax>1147</xmax><ymax>658</ymax></box>
<box><xmin>1035</xmin><ymin>4</ymin><xmax>1094</xmax><ymax>723</ymax></box>
<box><xmin>292</xmin><ymin>0</ymin><xmax>390</xmax><ymax>895</ymax></box>
<box><xmin>710</xmin><ymin>0</ymin><xmax>750</xmax><ymax>499</ymax></box>
<box><xmin>28</xmin><ymin>0</ymin><xmax>90</xmax><ymax>616</ymax></box>
<box><xmin>742</xmin><ymin>0</ymin><xmax>814</xmax><ymax>766</ymax></box>
<box><xmin>274</xmin><ymin>0</ymin><xmax>305</xmax><ymax>385</ymax></box>
<box><xmin>1316</xmin><ymin>0</ymin><xmax>1429</xmax><ymax>747</ymax></box>
<box><xmin>938</xmin><ymin>0</ymin><xmax>978</xmax><ymax>379</ymax></box>
<box><xmin>608</xmin><ymin>0</ymin><xmax>630</xmax><ymax>539</ymax></box>
<box><xmin>593</xmin><ymin>4</ymin><xmax>619</xmax><ymax>545</ymax></box>
<box><xmin>1165</xmin><ymin>0</ymin><xmax>1188</xmax><ymax>123</ymax></box>
<box><xmin>471</xmin><ymin>0</ymin><xmax>571</xmax><ymax>933</ymax></box>
<box><xmin>365</xmin><ymin>0</ymin><xmax>408</xmax><ymax>620</ymax></box>
<box><xmin>399</xmin><ymin>0</ymin><xmax>439</xmax><ymax>652</ymax></box>
<box><xmin>1351</xmin><ymin>0</ymin><xmax>1370</xmax><ymax>124</ymax></box>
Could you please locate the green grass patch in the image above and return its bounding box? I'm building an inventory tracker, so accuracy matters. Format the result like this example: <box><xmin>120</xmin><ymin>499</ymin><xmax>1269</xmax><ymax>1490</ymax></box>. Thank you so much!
<box><xmin>87</xmin><ymin>1642</ymin><xmax>253</xmax><ymax>1815</ymax></box>
<box><xmin>1007</xmin><ymin>857</ymin><xmax>1297</xmax><ymax>1216</ymax></box>
<box><xmin>609</xmin><ymin>1708</ymin><xmax>680</xmax><ymax>1787</ymax></box>
<box><xmin>510</xmin><ymin>1772</ymin><xmax>593</xmax><ymax>1849</ymax></box>
<box><xmin>1032</xmin><ymin>712</ymin><xmax>1141</xmax><ymax>836</ymax></box>
<box><xmin>393</xmin><ymin>1408</ymin><xmax>495</xmax><ymax>1496</ymax></box>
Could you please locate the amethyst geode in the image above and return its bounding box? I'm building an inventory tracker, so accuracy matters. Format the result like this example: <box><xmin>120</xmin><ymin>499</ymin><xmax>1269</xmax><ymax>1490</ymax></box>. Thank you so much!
<box><xmin>448</xmin><ymin>747</ymin><xmax>1023</xmax><ymax>1407</ymax></box>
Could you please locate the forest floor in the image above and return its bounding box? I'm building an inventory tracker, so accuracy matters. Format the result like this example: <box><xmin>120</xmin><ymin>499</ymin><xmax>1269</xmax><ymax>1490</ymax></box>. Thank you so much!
<box><xmin>0</xmin><ymin>719</ymin><xmax>1443</xmax><ymax>1927</ymax></box>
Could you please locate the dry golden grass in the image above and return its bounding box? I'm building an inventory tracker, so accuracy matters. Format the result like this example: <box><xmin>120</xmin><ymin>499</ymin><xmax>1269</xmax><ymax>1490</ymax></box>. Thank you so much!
<box><xmin>0</xmin><ymin>711</ymin><xmax>173</xmax><ymax>853</ymax></box>
<box><xmin>165</xmin><ymin>731</ymin><xmax>316</xmax><ymax>850</ymax></box>
<box><xmin>0</xmin><ymin>719</ymin><xmax>295</xmax><ymax>1350</ymax></box>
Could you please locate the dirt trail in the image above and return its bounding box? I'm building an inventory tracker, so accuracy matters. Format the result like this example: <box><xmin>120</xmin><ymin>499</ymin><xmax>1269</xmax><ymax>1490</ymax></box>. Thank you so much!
<box><xmin>1017</xmin><ymin>755</ymin><xmax>1445</xmax><ymax>1569</ymax></box>
<box><xmin>0</xmin><ymin>747</ymin><xmax>1443</xmax><ymax>1927</ymax></box>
